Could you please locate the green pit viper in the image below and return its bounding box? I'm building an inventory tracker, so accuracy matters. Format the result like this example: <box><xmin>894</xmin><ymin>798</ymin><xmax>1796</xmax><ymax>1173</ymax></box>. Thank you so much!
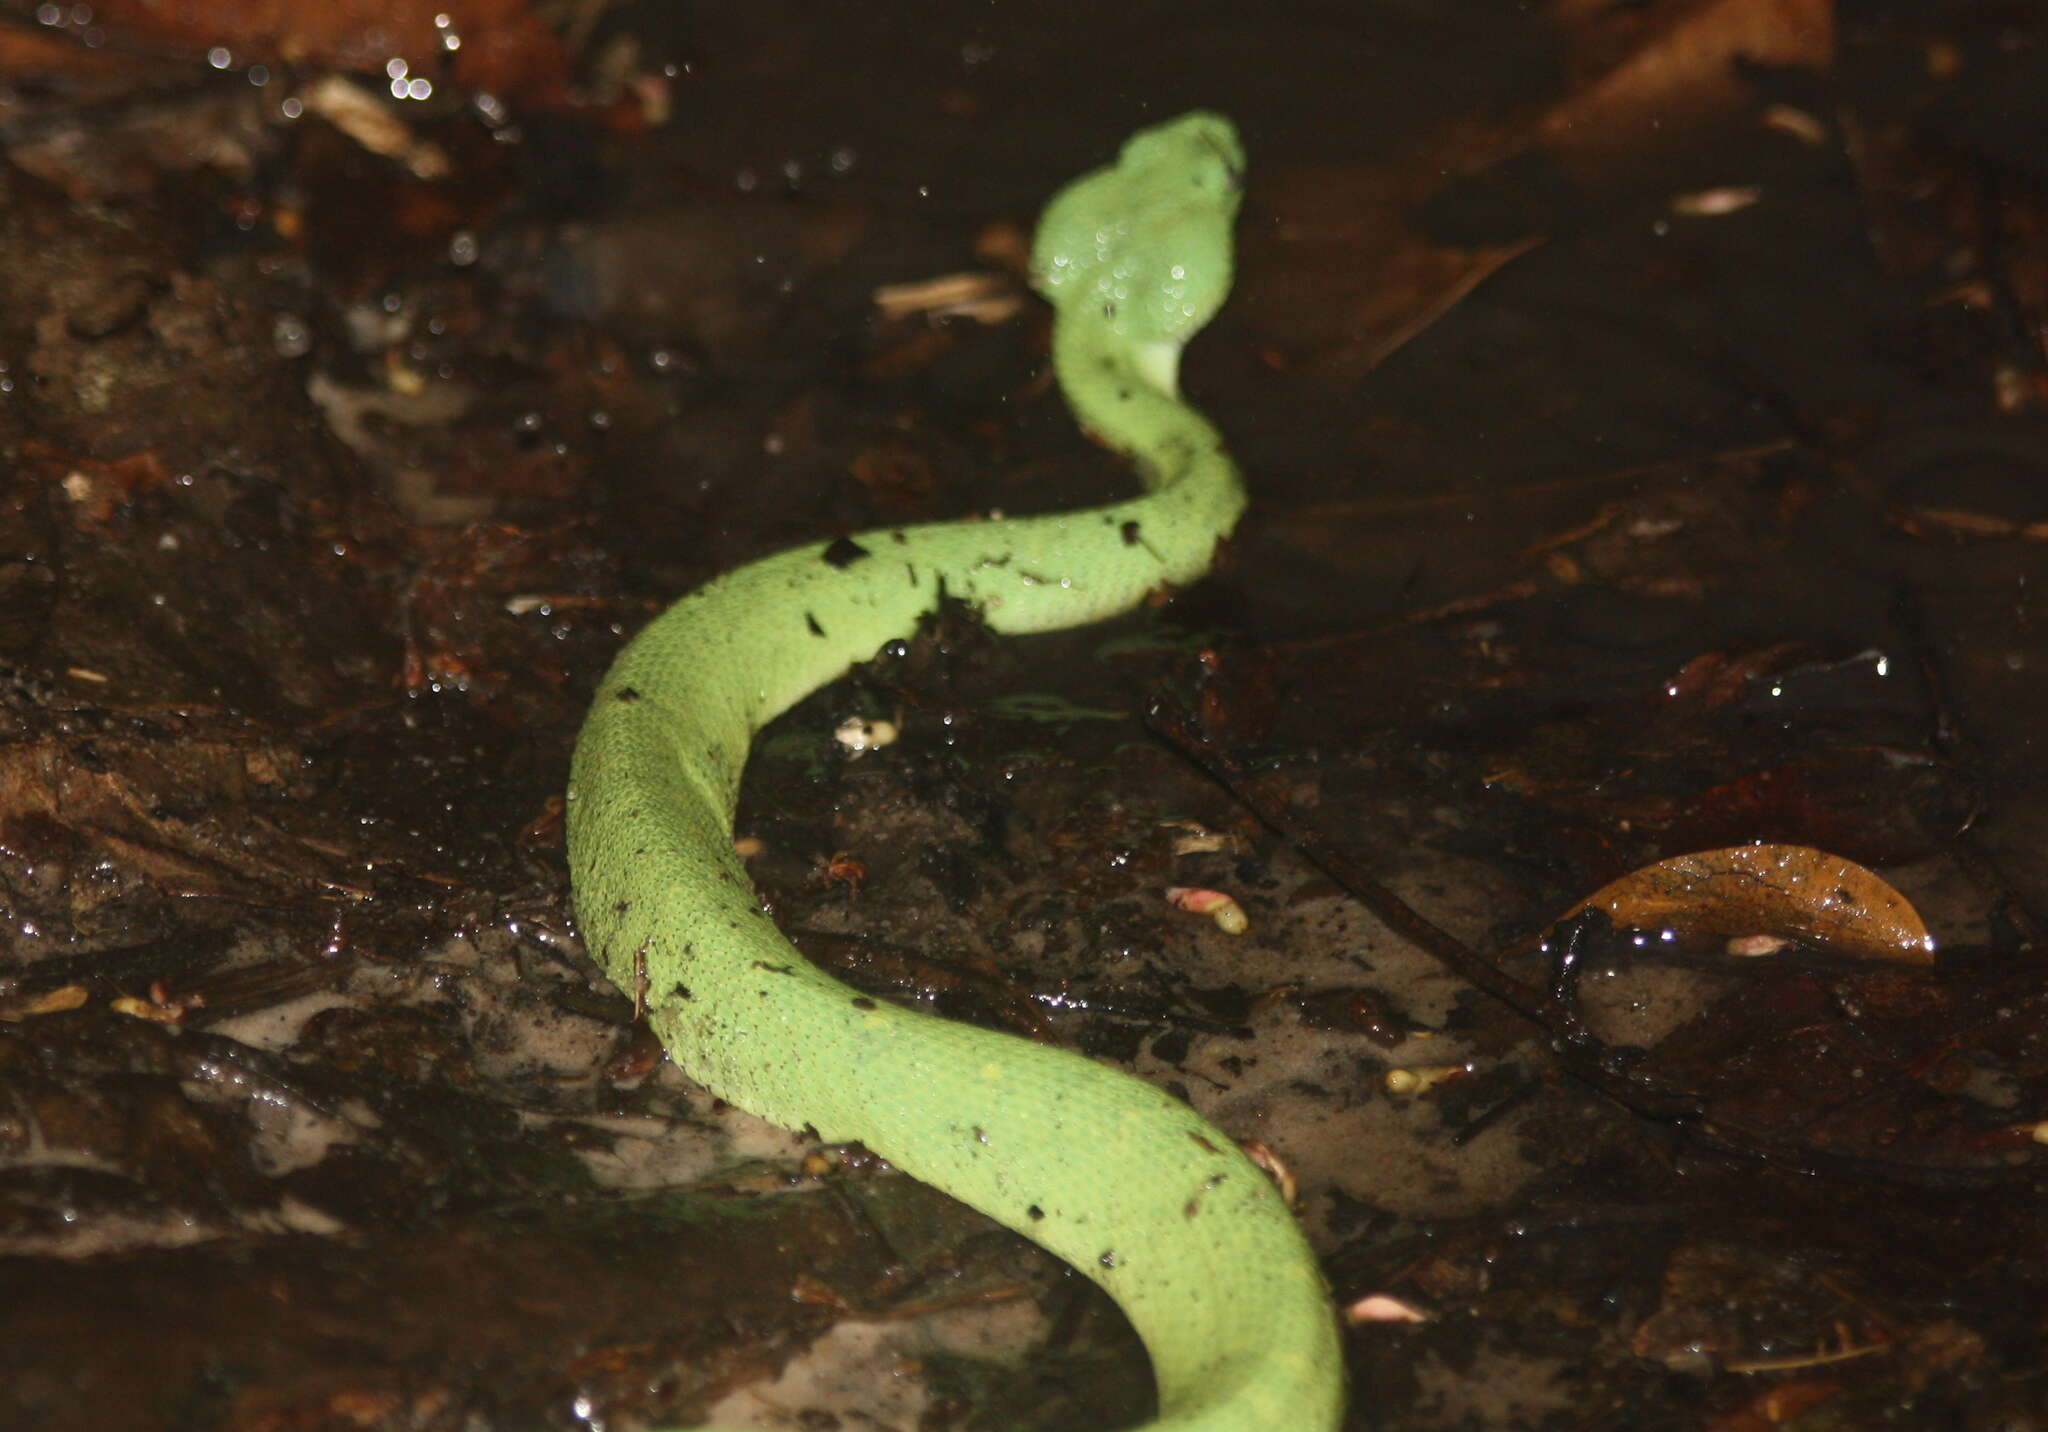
<box><xmin>566</xmin><ymin>112</ymin><xmax>1346</xmax><ymax>1430</ymax></box>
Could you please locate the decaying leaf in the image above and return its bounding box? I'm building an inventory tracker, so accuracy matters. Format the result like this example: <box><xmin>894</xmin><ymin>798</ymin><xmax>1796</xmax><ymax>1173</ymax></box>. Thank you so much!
<box><xmin>1247</xmin><ymin>0</ymin><xmax>1834</xmax><ymax>375</ymax></box>
<box><xmin>1568</xmin><ymin>843</ymin><xmax>1934</xmax><ymax>966</ymax></box>
<box><xmin>1536</xmin><ymin>0</ymin><xmax>1835</xmax><ymax>176</ymax></box>
<box><xmin>1245</xmin><ymin>153</ymin><xmax>1542</xmax><ymax>377</ymax></box>
<box><xmin>21</xmin><ymin>0</ymin><xmax>572</xmax><ymax>107</ymax></box>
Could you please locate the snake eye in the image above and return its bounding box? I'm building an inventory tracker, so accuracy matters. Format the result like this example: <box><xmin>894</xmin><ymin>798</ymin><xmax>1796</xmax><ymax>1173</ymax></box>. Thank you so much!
<box><xmin>1195</xmin><ymin>156</ymin><xmax>1243</xmax><ymax>198</ymax></box>
<box><xmin>1206</xmin><ymin>143</ymin><xmax>1245</xmax><ymax>191</ymax></box>
<box><xmin>1196</xmin><ymin>129</ymin><xmax>1246</xmax><ymax>192</ymax></box>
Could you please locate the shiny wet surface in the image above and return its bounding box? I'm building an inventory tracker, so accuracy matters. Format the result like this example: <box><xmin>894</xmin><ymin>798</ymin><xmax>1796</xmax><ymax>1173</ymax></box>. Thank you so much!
<box><xmin>1</xmin><ymin>2</ymin><xmax>2045</xmax><ymax>1428</ymax></box>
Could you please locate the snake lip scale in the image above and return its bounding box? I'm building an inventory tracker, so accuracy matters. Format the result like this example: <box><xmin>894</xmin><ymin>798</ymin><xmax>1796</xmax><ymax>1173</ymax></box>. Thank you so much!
<box><xmin>566</xmin><ymin>112</ymin><xmax>1347</xmax><ymax>1430</ymax></box>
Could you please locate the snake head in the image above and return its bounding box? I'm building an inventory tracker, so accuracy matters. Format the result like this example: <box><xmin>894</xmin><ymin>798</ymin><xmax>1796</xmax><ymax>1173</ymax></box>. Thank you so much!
<box><xmin>1119</xmin><ymin>110</ymin><xmax>1244</xmax><ymax>200</ymax></box>
<box><xmin>1030</xmin><ymin>110</ymin><xmax>1245</xmax><ymax>346</ymax></box>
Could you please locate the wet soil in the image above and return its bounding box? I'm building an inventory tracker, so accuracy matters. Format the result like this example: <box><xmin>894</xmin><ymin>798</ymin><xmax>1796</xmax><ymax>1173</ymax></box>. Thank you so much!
<box><xmin>2</xmin><ymin>2</ymin><xmax>2047</xmax><ymax>1429</ymax></box>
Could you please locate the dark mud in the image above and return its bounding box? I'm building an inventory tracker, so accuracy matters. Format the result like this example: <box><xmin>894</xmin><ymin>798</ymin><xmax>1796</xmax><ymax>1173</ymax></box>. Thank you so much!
<box><xmin>1</xmin><ymin>3</ymin><xmax>2045</xmax><ymax>1428</ymax></box>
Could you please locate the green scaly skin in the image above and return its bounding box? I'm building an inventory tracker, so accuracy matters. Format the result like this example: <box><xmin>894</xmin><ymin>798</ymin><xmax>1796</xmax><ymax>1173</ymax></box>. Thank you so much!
<box><xmin>566</xmin><ymin>112</ymin><xmax>1346</xmax><ymax>1430</ymax></box>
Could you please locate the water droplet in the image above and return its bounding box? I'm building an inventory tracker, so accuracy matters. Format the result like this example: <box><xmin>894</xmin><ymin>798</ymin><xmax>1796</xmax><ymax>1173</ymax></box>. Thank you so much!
<box><xmin>272</xmin><ymin>313</ymin><xmax>311</xmax><ymax>358</ymax></box>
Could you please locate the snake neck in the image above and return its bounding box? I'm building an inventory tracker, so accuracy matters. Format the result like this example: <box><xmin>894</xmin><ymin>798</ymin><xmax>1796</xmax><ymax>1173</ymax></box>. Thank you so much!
<box><xmin>1049</xmin><ymin>314</ymin><xmax>1247</xmax><ymax>572</ymax></box>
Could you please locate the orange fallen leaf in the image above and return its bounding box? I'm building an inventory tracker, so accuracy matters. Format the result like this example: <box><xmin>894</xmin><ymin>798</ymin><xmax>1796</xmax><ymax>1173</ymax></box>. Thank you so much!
<box><xmin>1568</xmin><ymin>843</ymin><xmax>1934</xmax><ymax>966</ymax></box>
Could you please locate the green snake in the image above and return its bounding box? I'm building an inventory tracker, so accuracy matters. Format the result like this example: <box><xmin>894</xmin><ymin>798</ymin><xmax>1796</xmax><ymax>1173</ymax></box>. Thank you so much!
<box><xmin>566</xmin><ymin>112</ymin><xmax>1345</xmax><ymax>1430</ymax></box>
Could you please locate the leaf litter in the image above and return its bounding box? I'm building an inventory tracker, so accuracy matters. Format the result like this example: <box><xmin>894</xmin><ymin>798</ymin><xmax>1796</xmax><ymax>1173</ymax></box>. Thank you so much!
<box><xmin>3</xmin><ymin>0</ymin><xmax>2048</xmax><ymax>1428</ymax></box>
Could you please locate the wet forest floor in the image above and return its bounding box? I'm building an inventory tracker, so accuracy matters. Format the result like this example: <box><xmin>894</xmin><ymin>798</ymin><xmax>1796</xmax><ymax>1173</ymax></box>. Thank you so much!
<box><xmin>2</xmin><ymin>2</ymin><xmax>2047</xmax><ymax>1428</ymax></box>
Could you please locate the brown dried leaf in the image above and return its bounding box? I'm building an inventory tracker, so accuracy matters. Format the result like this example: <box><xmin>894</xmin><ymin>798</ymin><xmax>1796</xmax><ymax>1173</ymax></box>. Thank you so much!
<box><xmin>0</xmin><ymin>732</ymin><xmax>365</xmax><ymax>915</ymax></box>
<box><xmin>1569</xmin><ymin>843</ymin><xmax>1934</xmax><ymax>966</ymax></box>
<box><xmin>1537</xmin><ymin>0</ymin><xmax>1836</xmax><ymax>177</ymax></box>
<box><xmin>39</xmin><ymin>0</ymin><xmax>571</xmax><ymax>106</ymax></box>
<box><xmin>1243</xmin><ymin>154</ymin><xmax>1539</xmax><ymax>377</ymax></box>
<box><xmin>1247</xmin><ymin>0</ymin><xmax>1834</xmax><ymax>376</ymax></box>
